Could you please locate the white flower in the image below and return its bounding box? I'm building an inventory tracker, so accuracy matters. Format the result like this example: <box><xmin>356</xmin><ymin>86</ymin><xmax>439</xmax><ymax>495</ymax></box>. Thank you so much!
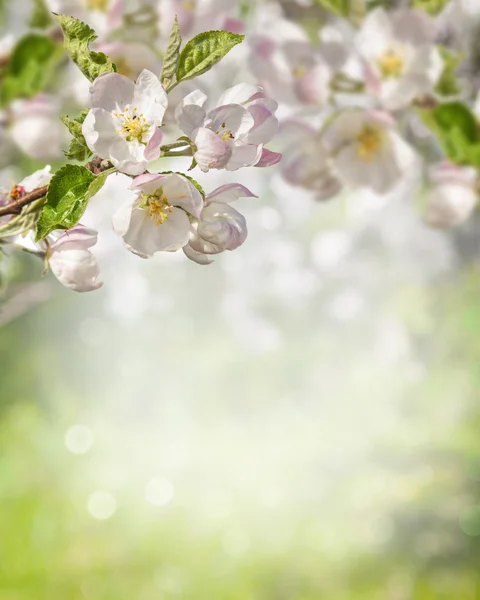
<box><xmin>325</xmin><ymin>109</ymin><xmax>417</xmax><ymax>194</ymax></box>
<box><xmin>83</xmin><ymin>70</ymin><xmax>168</xmax><ymax>176</ymax></box>
<box><xmin>184</xmin><ymin>183</ymin><xmax>256</xmax><ymax>265</ymax></box>
<box><xmin>425</xmin><ymin>162</ymin><xmax>478</xmax><ymax>228</ymax></box>
<box><xmin>48</xmin><ymin>226</ymin><xmax>103</xmax><ymax>292</ymax></box>
<box><xmin>249</xmin><ymin>19</ymin><xmax>332</xmax><ymax>106</ymax></box>
<box><xmin>175</xmin><ymin>83</ymin><xmax>281</xmax><ymax>172</ymax></box>
<box><xmin>19</xmin><ymin>165</ymin><xmax>53</xmax><ymax>192</ymax></box>
<box><xmin>112</xmin><ymin>172</ymin><xmax>203</xmax><ymax>257</ymax></box>
<box><xmin>10</xmin><ymin>95</ymin><xmax>67</xmax><ymax>160</ymax></box>
<box><xmin>356</xmin><ymin>8</ymin><xmax>443</xmax><ymax>111</ymax></box>
<box><xmin>280</xmin><ymin>120</ymin><xmax>342</xmax><ymax>199</ymax></box>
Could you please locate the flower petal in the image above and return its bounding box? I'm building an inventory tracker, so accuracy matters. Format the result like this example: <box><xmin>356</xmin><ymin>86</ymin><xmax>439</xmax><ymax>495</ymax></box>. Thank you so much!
<box><xmin>144</xmin><ymin>127</ymin><xmax>164</xmax><ymax>161</ymax></box>
<box><xmin>226</xmin><ymin>144</ymin><xmax>262</xmax><ymax>170</ymax></box>
<box><xmin>255</xmin><ymin>148</ymin><xmax>283</xmax><ymax>167</ymax></box>
<box><xmin>90</xmin><ymin>72</ymin><xmax>135</xmax><ymax>112</ymax></box>
<box><xmin>82</xmin><ymin>108</ymin><xmax>118</xmax><ymax>157</ymax></box>
<box><xmin>206</xmin><ymin>183</ymin><xmax>257</xmax><ymax>205</ymax></box>
<box><xmin>217</xmin><ymin>83</ymin><xmax>263</xmax><ymax>106</ymax></box>
<box><xmin>193</xmin><ymin>127</ymin><xmax>232</xmax><ymax>172</ymax></box>
<box><xmin>49</xmin><ymin>248</ymin><xmax>102</xmax><ymax>292</ymax></box>
<box><xmin>183</xmin><ymin>243</ymin><xmax>215</xmax><ymax>265</ymax></box>
<box><xmin>109</xmin><ymin>138</ymin><xmax>147</xmax><ymax>176</ymax></box>
<box><xmin>133</xmin><ymin>69</ymin><xmax>168</xmax><ymax>126</ymax></box>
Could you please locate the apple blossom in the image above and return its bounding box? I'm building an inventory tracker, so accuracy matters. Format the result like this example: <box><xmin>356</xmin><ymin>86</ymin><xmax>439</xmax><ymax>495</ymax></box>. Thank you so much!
<box><xmin>325</xmin><ymin>109</ymin><xmax>417</xmax><ymax>194</ymax></box>
<box><xmin>356</xmin><ymin>8</ymin><xmax>443</xmax><ymax>111</ymax></box>
<box><xmin>82</xmin><ymin>70</ymin><xmax>168</xmax><ymax>176</ymax></box>
<box><xmin>175</xmin><ymin>83</ymin><xmax>281</xmax><ymax>173</ymax></box>
<box><xmin>48</xmin><ymin>226</ymin><xmax>103</xmax><ymax>292</ymax></box>
<box><xmin>280</xmin><ymin>121</ymin><xmax>342</xmax><ymax>200</ymax></box>
<box><xmin>249</xmin><ymin>20</ymin><xmax>332</xmax><ymax>107</ymax></box>
<box><xmin>425</xmin><ymin>162</ymin><xmax>478</xmax><ymax>228</ymax></box>
<box><xmin>112</xmin><ymin>172</ymin><xmax>203</xmax><ymax>258</ymax></box>
<box><xmin>184</xmin><ymin>183</ymin><xmax>257</xmax><ymax>265</ymax></box>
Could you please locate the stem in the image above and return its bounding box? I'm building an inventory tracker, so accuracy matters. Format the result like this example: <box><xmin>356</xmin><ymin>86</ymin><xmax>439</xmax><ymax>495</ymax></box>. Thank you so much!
<box><xmin>0</xmin><ymin>157</ymin><xmax>114</xmax><ymax>218</ymax></box>
<box><xmin>161</xmin><ymin>149</ymin><xmax>193</xmax><ymax>158</ymax></box>
<box><xmin>160</xmin><ymin>141</ymin><xmax>190</xmax><ymax>152</ymax></box>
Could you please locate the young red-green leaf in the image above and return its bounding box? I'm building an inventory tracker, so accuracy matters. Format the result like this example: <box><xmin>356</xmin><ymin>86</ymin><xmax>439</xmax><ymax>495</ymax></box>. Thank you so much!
<box><xmin>161</xmin><ymin>16</ymin><xmax>182</xmax><ymax>90</ymax></box>
<box><xmin>176</xmin><ymin>30</ymin><xmax>244</xmax><ymax>83</ymax></box>
<box><xmin>54</xmin><ymin>14</ymin><xmax>116</xmax><ymax>82</ymax></box>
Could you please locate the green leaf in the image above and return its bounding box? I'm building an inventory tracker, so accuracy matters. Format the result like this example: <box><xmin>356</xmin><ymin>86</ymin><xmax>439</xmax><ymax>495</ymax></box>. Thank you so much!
<box><xmin>419</xmin><ymin>102</ymin><xmax>480</xmax><ymax>165</ymax></box>
<box><xmin>30</xmin><ymin>0</ymin><xmax>52</xmax><ymax>29</ymax></box>
<box><xmin>54</xmin><ymin>14</ymin><xmax>116</xmax><ymax>82</ymax></box>
<box><xmin>36</xmin><ymin>165</ymin><xmax>96</xmax><ymax>240</ymax></box>
<box><xmin>435</xmin><ymin>46</ymin><xmax>463</xmax><ymax>97</ymax></box>
<box><xmin>61</xmin><ymin>110</ymin><xmax>92</xmax><ymax>162</ymax></box>
<box><xmin>0</xmin><ymin>197</ymin><xmax>46</xmax><ymax>239</ymax></box>
<box><xmin>411</xmin><ymin>0</ymin><xmax>450</xmax><ymax>16</ymax></box>
<box><xmin>0</xmin><ymin>34</ymin><xmax>63</xmax><ymax>106</ymax></box>
<box><xmin>314</xmin><ymin>0</ymin><xmax>349</xmax><ymax>17</ymax></box>
<box><xmin>176</xmin><ymin>30</ymin><xmax>244</xmax><ymax>83</ymax></box>
<box><xmin>161</xmin><ymin>16</ymin><xmax>182</xmax><ymax>90</ymax></box>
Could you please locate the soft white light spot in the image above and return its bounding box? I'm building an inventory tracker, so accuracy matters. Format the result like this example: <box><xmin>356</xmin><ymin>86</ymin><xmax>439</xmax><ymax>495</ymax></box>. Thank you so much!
<box><xmin>258</xmin><ymin>206</ymin><xmax>281</xmax><ymax>230</ymax></box>
<box><xmin>87</xmin><ymin>491</ymin><xmax>117</xmax><ymax>520</ymax></box>
<box><xmin>311</xmin><ymin>230</ymin><xmax>351</xmax><ymax>271</ymax></box>
<box><xmin>145</xmin><ymin>477</ymin><xmax>175</xmax><ymax>507</ymax></box>
<box><xmin>64</xmin><ymin>425</ymin><xmax>94</xmax><ymax>455</ymax></box>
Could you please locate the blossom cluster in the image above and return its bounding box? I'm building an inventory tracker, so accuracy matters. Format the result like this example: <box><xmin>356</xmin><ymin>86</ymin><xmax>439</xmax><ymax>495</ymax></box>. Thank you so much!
<box><xmin>1</xmin><ymin>0</ymin><xmax>480</xmax><ymax>295</ymax></box>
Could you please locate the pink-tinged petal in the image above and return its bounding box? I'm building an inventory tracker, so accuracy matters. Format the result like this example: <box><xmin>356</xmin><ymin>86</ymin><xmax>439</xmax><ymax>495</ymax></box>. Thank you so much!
<box><xmin>134</xmin><ymin>69</ymin><xmax>168</xmax><ymax>125</ymax></box>
<box><xmin>50</xmin><ymin>226</ymin><xmax>98</xmax><ymax>251</ymax></box>
<box><xmin>162</xmin><ymin>174</ymin><xmax>204</xmax><ymax>219</ymax></box>
<box><xmin>82</xmin><ymin>108</ymin><xmax>117</xmax><ymax>156</ymax></box>
<box><xmin>183</xmin><ymin>243</ymin><xmax>215</xmax><ymax>265</ymax></box>
<box><xmin>193</xmin><ymin>127</ymin><xmax>232</xmax><ymax>172</ymax></box>
<box><xmin>206</xmin><ymin>183</ymin><xmax>257</xmax><ymax>205</ymax></box>
<box><xmin>295</xmin><ymin>63</ymin><xmax>331</xmax><ymax>105</ymax></box>
<box><xmin>49</xmin><ymin>249</ymin><xmax>102</xmax><ymax>292</ymax></box>
<box><xmin>246</xmin><ymin>103</ymin><xmax>278</xmax><ymax>145</ymax></box>
<box><xmin>91</xmin><ymin>72</ymin><xmax>135</xmax><ymax>112</ymax></box>
<box><xmin>109</xmin><ymin>138</ymin><xmax>147</xmax><ymax>176</ymax></box>
<box><xmin>129</xmin><ymin>173</ymin><xmax>166</xmax><ymax>194</ymax></box>
<box><xmin>108</xmin><ymin>0</ymin><xmax>124</xmax><ymax>30</ymax></box>
<box><xmin>226</xmin><ymin>144</ymin><xmax>262</xmax><ymax>171</ymax></box>
<box><xmin>222</xmin><ymin>18</ymin><xmax>245</xmax><ymax>34</ymax></box>
<box><xmin>255</xmin><ymin>148</ymin><xmax>282</xmax><ymax>167</ymax></box>
<box><xmin>195</xmin><ymin>202</ymin><xmax>247</xmax><ymax>252</ymax></box>
<box><xmin>217</xmin><ymin>83</ymin><xmax>263</xmax><ymax>107</ymax></box>
<box><xmin>144</xmin><ymin>127</ymin><xmax>163</xmax><ymax>161</ymax></box>
<box><xmin>19</xmin><ymin>165</ymin><xmax>52</xmax><ymax>192</ymax></box>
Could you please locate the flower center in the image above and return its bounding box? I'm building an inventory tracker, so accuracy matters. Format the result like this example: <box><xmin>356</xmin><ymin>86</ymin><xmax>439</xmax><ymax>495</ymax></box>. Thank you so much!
<box><xmin>114</xmin><ymin>107</ymin><xmax>150</xmax><ymax>144</ymax></box>
<box><xmin>292</xmin><ymin>65</ymin><xmax>308</xmax><ymax>80</ymax></box>
<box><xmin>86</xmin><ymin>0</ymin><xmax>109</xmax><ymax>11</ymax></box>
<box><xmin>182</xmin><ymin>0</ymin><xmax>195</xmax><ymax>10</ymax></box>
<box><xmin>377</xmin><ymin>50</ymin><xmax>405</xmax><ymax>79</ymax></box>
<box><xmin>142</xmin><ymin>192</ymin><xmax>173</xmax><ymax>226</ymax></box>
<box><xmin>356</xmin><ymin>126</ymin><xmax>384</xmax><ymax>162</ymax></box>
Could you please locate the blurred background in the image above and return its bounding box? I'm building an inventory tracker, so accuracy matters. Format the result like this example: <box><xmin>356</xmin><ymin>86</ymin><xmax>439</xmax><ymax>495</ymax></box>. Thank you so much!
<box><xmin>2</xmin><ymin>1</ymin><xmax>480</xmax><ymax>598</ymax></box>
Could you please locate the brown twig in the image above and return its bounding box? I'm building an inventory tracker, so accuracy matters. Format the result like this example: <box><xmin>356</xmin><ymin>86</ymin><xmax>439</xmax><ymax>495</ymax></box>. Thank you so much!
<box><xmin>0</xmin><ymin>186</ymin><xmax>49</xmax><ymax>218</ymax></box>
<box><xmin>0</xmin><ymin>157</ymin><xmax>113</xmax><ymax>218</ymax></box>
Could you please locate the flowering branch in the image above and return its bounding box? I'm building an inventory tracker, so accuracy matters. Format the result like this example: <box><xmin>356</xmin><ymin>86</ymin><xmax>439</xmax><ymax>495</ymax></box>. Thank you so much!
<box><xmin>0</xmin><ymin>186</ymin><xmax>49</xmax><ymax>217</ymax></box>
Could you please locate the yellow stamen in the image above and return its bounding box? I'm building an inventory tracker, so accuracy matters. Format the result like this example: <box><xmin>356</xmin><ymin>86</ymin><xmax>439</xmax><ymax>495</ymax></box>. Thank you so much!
<box><xmin>143</xmin><ymin>192</ymin><xmax>173</xmax><ymax>225</ymax></box>
<box><xmin>377</xmin><ymin>50</ymin><xmax>404</xmax><ymax>79</ymax></box>
<box><xmin>86</xmin><ymin>0</ymin><xmax>109</xmax><ymax>11</ymax></box>
<box><xmin>356</xmin><ymin>125</ymin><xmax>384</xmax><ymax>162</ymax></box>
<box><xmin>292</xmin><ymin>65</ymin><xmax>308</xmax><ymax>80</ymax></box>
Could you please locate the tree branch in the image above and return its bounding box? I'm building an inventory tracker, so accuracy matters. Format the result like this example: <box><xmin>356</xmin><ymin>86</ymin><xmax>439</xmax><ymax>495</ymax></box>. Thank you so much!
<box><xmin>0</xmin><ymin>157</ymin><xmax>113</xmax><ymax>218</ymax></box>
<box><xmin>0</xmin><ymin>186</ymin><xmax>49</xmax><ymax>218</ymax></box>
